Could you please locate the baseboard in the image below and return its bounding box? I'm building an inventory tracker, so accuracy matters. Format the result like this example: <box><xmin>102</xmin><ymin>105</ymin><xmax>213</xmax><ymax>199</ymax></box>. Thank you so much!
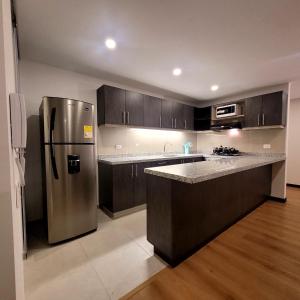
<box><xmin>267</xmin><ymin>195</ymin><xmax>287</xmax><ymax>203</ymax></box>
<box><xmin>101</xmin><ymin>204</ymin><xmax>147</xmax><ymax>219</ymax></box>
<box><xmin>287</xmin><ymin>183</ymin><xmax>300</xmax><ymax>188</ymax></box>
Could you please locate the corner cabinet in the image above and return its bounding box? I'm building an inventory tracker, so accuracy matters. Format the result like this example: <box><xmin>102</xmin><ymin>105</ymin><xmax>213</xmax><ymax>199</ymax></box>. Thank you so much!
<box><xmin>244</xmin><ymin>91</ymin><xmax>287</xmax><ymax>128</ymax></box>
<box><xmin>97</xmin><ymin>85</ymin><xmax>194</xmax><ymax>130</ymax></box>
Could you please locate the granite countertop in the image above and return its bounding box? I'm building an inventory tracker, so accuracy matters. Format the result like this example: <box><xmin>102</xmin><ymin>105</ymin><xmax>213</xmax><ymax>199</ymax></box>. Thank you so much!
<box><xmin>98</xmin><ymin>153</ymin><xmax>218</xmax><ymax>165</ymax></box>
<box><xmin>144</xmin><ymin>154</ymin><xmax>286</xmax><ymax>184</ymax></box>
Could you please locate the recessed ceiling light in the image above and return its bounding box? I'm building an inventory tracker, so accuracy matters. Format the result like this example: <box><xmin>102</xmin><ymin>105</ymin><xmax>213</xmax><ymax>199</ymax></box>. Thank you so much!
<box><xmin>211</xmin><ymin>85</ymin><xmax>219</xmax><ymax>91</ymax></box>
<box><xmin>105</xmin><ymin>38</ymin><xmax>116</xmax><ymax>49</ymax></box>
<box><xmin>172</xmin><ymin>68</ymin><xmax>182</xmax><ymax>76</ymax></box>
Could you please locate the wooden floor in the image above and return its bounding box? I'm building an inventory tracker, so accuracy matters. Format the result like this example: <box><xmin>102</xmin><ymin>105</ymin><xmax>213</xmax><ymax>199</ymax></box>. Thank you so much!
<box><xmin>122</xmin><ymin>186</ymin><xmax>300</xmax><ymax>300</ymax></box>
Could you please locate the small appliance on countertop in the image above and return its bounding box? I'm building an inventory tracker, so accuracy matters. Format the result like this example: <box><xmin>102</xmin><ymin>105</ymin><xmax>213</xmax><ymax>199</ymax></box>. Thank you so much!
<box><xmin>213</xmin><ymin>146</ymin><xmax>240</xmax><ymax>156</ymax></box>
<box><xmin>183</xmin><ymin>142</ymin><xmax>192</xmax><ymax>155</ymax></box>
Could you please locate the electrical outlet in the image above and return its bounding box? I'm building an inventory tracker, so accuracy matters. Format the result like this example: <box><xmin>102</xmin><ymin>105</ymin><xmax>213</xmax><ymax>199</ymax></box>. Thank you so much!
<box><xmin>115</xmin><ymin>144</ymin><xmax>122</xmax><ymax>150</ymax></box>
<box><xmin>263</xmin><ymin>144</ymin><xmax>271</xmax><ymax>149</ymax></box>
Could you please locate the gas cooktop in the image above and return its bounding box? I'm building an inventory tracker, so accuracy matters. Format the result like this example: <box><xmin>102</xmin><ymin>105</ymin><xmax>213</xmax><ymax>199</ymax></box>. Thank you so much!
<box><xmin>212</xmin><ymin>146</ymin><xmax>240</xmax><ymax>156</ymax></box>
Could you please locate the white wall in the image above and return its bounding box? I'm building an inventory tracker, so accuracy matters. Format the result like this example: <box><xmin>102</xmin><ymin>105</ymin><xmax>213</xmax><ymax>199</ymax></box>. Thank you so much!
<box><xmin>19</xmin><ymin>60</ymin><xmax>197</xmax><ymax>221</ymax></box>
<box><xmin>0</xmin><ymin>0</ymin><xmax>25</xmax><ymax>299</ymax></box>
<box><xmin>287</xmin><ymin>98</ymin><xmax>300</xmax><ymax>185</ymax></box>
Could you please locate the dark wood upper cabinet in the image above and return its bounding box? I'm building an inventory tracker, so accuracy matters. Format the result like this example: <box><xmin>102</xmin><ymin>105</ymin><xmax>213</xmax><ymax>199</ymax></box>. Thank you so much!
<box><xmin>97</xmin><ymin>85</ymin><xmax>125</xmax><ymax>125</ymax></box>
<box><xmin>173</xmin><ymin>102</ymin><xmax>185</xmax><ymax>129</ymax></box>
<box><xmin>97</xmin><ymin>85</ymin><xmax>286</xmax><ymax>131</ymax></box>
<box><xmin>143</xmin><ymin>95</ymin><xmax>162</xmax><ymax>128</ymax></box>
<box><xmin>244</xmin><ymin>96</ymin><xmax>262</xmax><ymax>128</ymax></box>
<box><xmin>261</xmin><ymin>91</ymin><xmax>286</xmax><ymax>126</ymax></box>
<box><xmin>194</xmin><ymin>106</ymin><xmax>211</xmax><ymax>131</ymax></box>
<box><xmin>184</xmin><ymin>105</ymin><xmax>194</xmax><ymax>130</ymax></box>
<box><xmin>161</xmin><ymin>99</ymin><xmax>173</xmax><ymax>129</ymax></box>
<box><xmin>125</xmin><ymin>91</ymin><xmax>144</xmax><ymax>126</ymax></box>
<box><xmin>244</xmin><ymin>91</ymin><xmax>287</xmax><ymax>128</ymax></box>
<box><xmin>97</xmin><ymin>85</ymin><xmax>195</xmax><ymax>130</ymax></box>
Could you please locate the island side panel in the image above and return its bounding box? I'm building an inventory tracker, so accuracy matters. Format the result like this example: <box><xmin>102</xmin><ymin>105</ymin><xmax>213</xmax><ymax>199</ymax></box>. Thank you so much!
<box><xmin>146</xmin><ymin>174</ymin><xmax>173</xmax><ymax>261</ymax></box>
<box><xmin>146</xmin><ymin>165</ymin><xmax>272</xmax><ymax>266</ymax></box>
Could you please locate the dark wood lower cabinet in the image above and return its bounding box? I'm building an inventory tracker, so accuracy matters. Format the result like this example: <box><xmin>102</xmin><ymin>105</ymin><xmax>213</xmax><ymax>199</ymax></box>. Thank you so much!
<box><xmin>147</xmin><ymin>165</ymin><xmax>272</xmax><ymax>266</ymax></box>
<box><xmin>99</xmin><ymin>161</ymin><xmax>153</xmax><ymax>214</ymax></box>
<box><xmin>99</xmin><ymin>156</ymin><xmax>205</xmax><ymax>214</ymax></box>
<box><xmin>113</xmin><ymin>164</ymin><xmax>135</xmax><ymax>211</ymax></box>
<box><xmin>134</xmin><ymin>162</ymin><xmax>150</xmax><ymax>207</ymax></box>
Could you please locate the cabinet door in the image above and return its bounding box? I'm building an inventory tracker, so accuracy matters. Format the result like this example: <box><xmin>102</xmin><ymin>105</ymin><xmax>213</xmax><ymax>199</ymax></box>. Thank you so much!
<box><xmin>161</xmin><ymin>100</ymin><xmax>173</xmax><ymax>129</ymax></box>
<box><xmin>244</xmin><ymin>96</ymin><xmax>262</xmax><ymax>128</ymax></box>
<box><xmin>184</xmin><ymin>105</ymin><xmax>194</xmax><ymax>130</ymax></box>
<box><xmin>134</xmin><ymin>162</ymin><xmax>150</xmax><ymax>206</ymax></box>
<box><xmin>182</xmin><ymin>158</ymin><xmax>195</xmax><ymax>164</ymax></box>
<box><xmin>103</xmin><ymin>85</ymin><xmax>126</xmax><ymax>125</ymax></box>
<box><xmin>261</xmin><ymin>92</ymin><xmax>284</xmax><ymax>126</ymax></box>
<box><xmin>173</xmin><ymin>102</ymin><xmax>185</xmax><ymax>129</ymax></box>
<box><xmin>193</xmin><ymin>156</ymin><xmax>205</xmax><ymax>162</ymax></box>
<box><xmin>144</xmin><ymin>95</ymin><xmax>162</xmax><ymax>128</ymax></box>
<box><xmin>113</xmin><ymin>164</ymin><xmax>134</xmax><ymax>211</ymax></box>
<box><xmin>125</xmin><ymin>91</ymin><xmax>144</xmax><ymax>126</ymax></box>
<box><xmin>194</xmin><ymin>106</ymin><xmax>211</xmax><ymax>131</ymax></box>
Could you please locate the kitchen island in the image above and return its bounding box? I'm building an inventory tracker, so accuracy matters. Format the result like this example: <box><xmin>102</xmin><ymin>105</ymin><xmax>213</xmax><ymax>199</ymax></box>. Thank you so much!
<box><xmin>145</xmin><ymin>154</ymin><xmax>285</xmax><ymax>266</ymax></box>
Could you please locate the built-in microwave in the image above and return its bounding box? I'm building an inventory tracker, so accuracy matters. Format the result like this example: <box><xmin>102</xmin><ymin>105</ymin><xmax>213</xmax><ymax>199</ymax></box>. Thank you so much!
<box><xmin>215</xmin><ymin>103</ymin><xmax>241</xmax><ymax>119</ymax></box>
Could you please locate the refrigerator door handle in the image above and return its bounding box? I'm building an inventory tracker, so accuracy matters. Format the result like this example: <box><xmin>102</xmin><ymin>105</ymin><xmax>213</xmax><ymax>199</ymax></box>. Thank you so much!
<box><xmin>50</xmin><ymin>108</ymin><xmax>59</xmax><ymax>179</ymax></box>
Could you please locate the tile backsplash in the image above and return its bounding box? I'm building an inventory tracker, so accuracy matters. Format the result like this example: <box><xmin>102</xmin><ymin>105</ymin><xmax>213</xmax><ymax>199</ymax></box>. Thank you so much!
<box><xmin>98</xmin><ymin>127</ymin><xmax>286</xmax><ymax>155</ymax></box>
<box><xmin>97</xmin><ymin>126</ymin><xmax>197</xmax><ymax>155</ymax></box>
<box><xmin>197</xmin><ymin>128</ymin><xmax>286</xmax><ymax>154</ymax></box>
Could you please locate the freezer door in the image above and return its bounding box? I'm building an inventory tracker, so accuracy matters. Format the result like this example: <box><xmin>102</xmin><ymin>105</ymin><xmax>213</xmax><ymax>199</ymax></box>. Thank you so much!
<box><xmin>42</xmin><ymin>97</ymin><xmax>95</xmax><ymax>144</ymax></box>
<box><xmin>45</xmin><ymin>144</ymin><xmax>97</xmax><ymax>243</ymax></box>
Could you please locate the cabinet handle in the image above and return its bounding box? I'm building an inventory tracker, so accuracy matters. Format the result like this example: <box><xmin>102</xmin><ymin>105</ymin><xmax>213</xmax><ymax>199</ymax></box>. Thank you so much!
<box><xmin>174</xmin><ymin>118</ymin><xmax>177</xmax><ymax>128</ymax></box>
<box><xmin>262</xmin><ymin>113</ymin><xmax>265</xmax><ymax>126</ymax></box>
<box><xmin>127</xmin><ymin>112</ymin><xmax>130</xmax><ymax>124</ymax></box>
<box><xmin>131</xmin><ymin>164</ymin><xmax>134</xmax><ymax>177</ymax></box>
<box><xmin>184</xmin><ymin>120</ymin><xmax>187</xmax><ymax>129</ymax></box>
<box><xmin>257</xmin><ymin>114</ymin><xmax>260</xmax><ymax>126</ymax></box>
<box><xmin>160</xmin><ymin>116</ymin><xmax>162</xmax><ymax>128</ymax></box>
<box><xmin>122</xmin><ymin>111</ymin><xmax>126</xmax><ymax>124</ymax></box>
<box><xmin>171</xmin><ymin>118</ymin><xmax>173</xmax><ymax>128</ymax></box>
<box><xmin>135</xmin><ymin>164</ymin><xmax>138</xmax><ymax>177</ymax></box>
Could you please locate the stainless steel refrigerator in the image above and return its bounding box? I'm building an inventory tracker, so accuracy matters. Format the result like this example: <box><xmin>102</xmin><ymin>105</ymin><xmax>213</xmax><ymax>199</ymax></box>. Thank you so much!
<box><xmin>40</xmin><ymin>97</ymin><xmax>97</xmax><ymax>244</ymax></box>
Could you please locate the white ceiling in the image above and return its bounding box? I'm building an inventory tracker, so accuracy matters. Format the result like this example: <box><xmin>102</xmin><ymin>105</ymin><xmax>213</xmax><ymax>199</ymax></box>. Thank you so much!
<box><xmin>16</xmin><ymin>0</ymin><xmax>300</xmax><ymax>101</ymax></box>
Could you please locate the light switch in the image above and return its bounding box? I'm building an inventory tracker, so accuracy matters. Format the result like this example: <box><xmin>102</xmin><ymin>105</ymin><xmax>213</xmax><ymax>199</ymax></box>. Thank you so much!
<box><xmin>115</xmin><ymin>144</ymin><xmax>122</xmax><ymax>150</ymax></box>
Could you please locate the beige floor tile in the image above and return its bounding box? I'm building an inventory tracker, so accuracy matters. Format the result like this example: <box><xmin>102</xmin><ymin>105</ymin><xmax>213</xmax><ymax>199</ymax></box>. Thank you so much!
<box><xmin>133</xmin><ymin>236</ymin><xmax>154</xmax><ymax>256</ymax></box>
<box><xmin>26</xmin><ymin>263</ymin><xmax>109</xmax><ymax>300</ymax></box>
<box><xmin>25</xmin><ymin>208</ymin><xmax>166</xmax><ymax>300</ymax></box>
<box><xmin>110</xmin><ymin>255</ymin><xmax>166</xmax><ymax>299</ymax></box>
<box><xmin>86</xmin><ymin>239</ymin><xmax>150</xmax><ymax>295</ymax></box>
<box><xmin>25</xmin><ymin>240</ymin><xmax>88</xmax><ymax>295</ymax></box>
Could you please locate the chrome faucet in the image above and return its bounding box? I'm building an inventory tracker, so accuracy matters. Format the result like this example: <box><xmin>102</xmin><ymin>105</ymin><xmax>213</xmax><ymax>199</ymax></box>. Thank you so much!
<box><xmin>163</xmin><ymin>143</ymin><xmax>172</xmax><ymax>153</ymax></box>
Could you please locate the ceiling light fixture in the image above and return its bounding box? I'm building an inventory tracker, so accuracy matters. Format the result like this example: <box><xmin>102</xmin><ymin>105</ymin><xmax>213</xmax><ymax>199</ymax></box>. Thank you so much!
<box><xmin>105</xmin><ymin>38</ymin><xmax>116</xmax><ymax>50</ymax></box>
<box><xmin>211</xmin><ymin>85</ymin><xmax>219</xmax><ymax>91</ymax></box>
<box><xmin>172</xmin><ymin>68</ymin><xmax>182</xmax><ymax>76</ymax></box>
